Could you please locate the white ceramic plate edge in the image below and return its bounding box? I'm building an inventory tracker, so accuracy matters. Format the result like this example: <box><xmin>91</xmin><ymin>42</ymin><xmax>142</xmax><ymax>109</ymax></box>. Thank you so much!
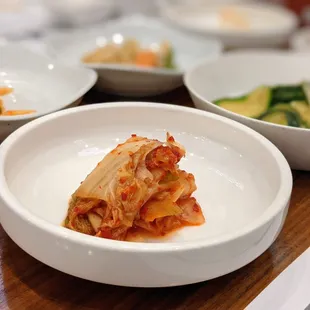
<box><xmin>0</xmin><ymin>44</ymin><xmax>98</xmax><ymax>121</ymax></box>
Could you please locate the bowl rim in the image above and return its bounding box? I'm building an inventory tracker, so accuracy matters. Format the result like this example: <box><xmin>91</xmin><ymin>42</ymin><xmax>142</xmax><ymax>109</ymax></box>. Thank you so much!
<box><xmin>44</xmin><ymin>14</ymin><xmax>223</xmax><ymax>76</ymax></box>
<box><xmin>290</xmin><ymin>26</ymin><xmax>310</xmax><ymax>52</ymax></box>
<box><xmin>160</xmin><ymin>2</ymin><xmax>298</xmax><ymax>38</ymax></box>
<box><xmin>0</xmin><ymin>44</ymin><xmax>98</xmax><ymax>121</ymax></box>
<box><xmin>184</xmin><ymin>50</ymin><xmax>310</xmax><ymax>133</ymax></box>
<box><xmin>0</xmin><ymin>102</ymin><xmax>292</xmax><ymax>252</ymax></box>
<box><xmin>84</xmin><ymin>62</ymin><xmax>184</xmax><ymax>76</ymax></box>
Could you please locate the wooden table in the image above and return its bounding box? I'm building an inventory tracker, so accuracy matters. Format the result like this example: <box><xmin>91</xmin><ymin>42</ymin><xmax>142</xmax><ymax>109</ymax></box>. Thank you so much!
<box><xmin>0</xmin><ymin>87</ymin><xmax>310</xmax><ymax>310</ymax></box>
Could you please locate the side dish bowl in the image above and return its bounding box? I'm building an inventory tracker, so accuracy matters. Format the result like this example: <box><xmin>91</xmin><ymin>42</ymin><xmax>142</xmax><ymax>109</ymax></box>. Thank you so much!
<box><xmin>0</xmin><ymin>44</ymin><xmax>97</xmax><ymax>141</ymax></box>
<box><xmin>185</xmin><ymin>51</ymin><xmax>310</xmax><ymax>171</ymax></box>
<box><xmin>159</xmin><ymin>2</ymin><xmax>298</xmax><ymax>49</ymax></box>
<box><xmin>45</xmin><ymin>15</ymin><xmax>222</xmax><ymax>96</ymax></box>
<box><xmin>0</xmin><ymin>102</ymin><xmax>292</xmax><ymax>287</ymax></box>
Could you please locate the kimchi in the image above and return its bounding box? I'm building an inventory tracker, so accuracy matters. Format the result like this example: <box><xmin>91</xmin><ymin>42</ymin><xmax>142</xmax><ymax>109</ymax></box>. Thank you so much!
<box><xmin>64</xmin><ymin>133</ymin><xmax>205</xmax><ymax>241</ymax></box>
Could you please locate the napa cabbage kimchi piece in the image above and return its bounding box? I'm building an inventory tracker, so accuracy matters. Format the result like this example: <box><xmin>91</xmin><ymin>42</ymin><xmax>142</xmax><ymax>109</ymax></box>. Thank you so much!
<box><xmin>64</xmin><ymin>133</ymin><xmax>205</xmax><ymax>241</ymax></box>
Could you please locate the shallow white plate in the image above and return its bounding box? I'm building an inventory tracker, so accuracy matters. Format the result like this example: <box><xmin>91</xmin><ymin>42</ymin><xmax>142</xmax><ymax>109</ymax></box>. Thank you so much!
<box><xmin>0</xmin><ymin>44</ymin><xmax>97</xmax><ymax>141</ymax></box>
<box><xmin>45</xmin><ymin>15</ymin><xmax>222</xmax><ymax>96</ymax></box>
<box><xmin>159</xmin><ymin>2</ymin><xmax>298</xmax><ymax>48</ymax></box>
<box><xmin>185</xmin><ymin>50</ymin><xmax>310</xmax><ymax>170</ymax></box>
<box><xmin>290</xmin><ymin>27</ymin><xmax>310</xmax><ymax>52</ymax></box>
<box><xmin>0</xmin><ymin>102</ymin><xmax>292</xmax><ymax>287</ymax></box>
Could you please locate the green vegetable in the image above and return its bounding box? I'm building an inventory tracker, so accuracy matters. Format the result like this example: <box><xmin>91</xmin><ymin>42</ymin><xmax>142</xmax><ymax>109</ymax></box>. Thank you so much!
<box><xmin>159</xmin><ymin>41</ymin><xmax>175</xmax><ymax>69</ymax></box>
<box><xmin>271</xmin><ymin>85</ymin><xmax>306</xmax><ymax>105</ymax></box>
<box><xmin>159</xmin><ymin>172</ymin><xmax>179</xmax><ymax>184</ymax></box>
<box><xmin>215</xmin><ymin>82</ymin><xmax>310</xmax><ymax>128</ymax></box>
<box><xmin>215</xmin><ymin>86</ymin><xmax>271</xmax><ymax>118</ymax></box>
<box><xmin>290</xmin><ymin>101</ymin><xmax>310</xmax><ymax>128</ymax></box>
<box><xmin>260</xmin><ymin>109</ymin><xmax>301</xmax><ymax>127</ymax></box>
<box><xmin>302</xmin><ymin>82</ymin><xmax>310</xmax><ymax>104</ymax></box>
<box><xmin>273</xmin><ymin>103</ymin><xmax>296</xmax><ymax>112</ymax></box>
<box><xmin>164</xmin><ymin>47</ymin><xmax>175</xmax><ymax>69</ymax></box>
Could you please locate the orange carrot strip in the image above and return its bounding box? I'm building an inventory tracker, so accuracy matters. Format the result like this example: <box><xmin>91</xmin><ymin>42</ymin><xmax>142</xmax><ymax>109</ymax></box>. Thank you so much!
<box><xmin>2</xmin><ymin>110</ymin><xmax>36</xmax><ymax>116</ymax></box>
<box><xmin>135</xmin><ymin>50</ymin><xmax>157</xmax><ymax>67</ymax></box>
<box><xmin>0</xmin><ymin>87</ymin><xmax>13</xmax><ymax>96</ymax></box>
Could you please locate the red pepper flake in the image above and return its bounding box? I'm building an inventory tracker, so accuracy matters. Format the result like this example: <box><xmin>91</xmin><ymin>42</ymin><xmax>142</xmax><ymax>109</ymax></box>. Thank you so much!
<box><xmin>98</xmin><ymin>185</ymin><xmax>102</xmax><ymax>190</ymax></box>
<box><xmin>168</xmin><ymin>136</ymin><xmax>175</xmax><ymax>143</ymax></box>
<box><xmin>117</xmin><ymin>152</ymin><xmax>122</xmax><ymax>155</ymax></box>
<box><xmin>121</xmin><ymin>192</ymin><xmax>128</xmax><ymax>201</ymax></box>
<box><xmin>80</xmin><ymin>181</ymin><xmax>83</xmax><ymax>185</ymax></box>
<box><xmin>120</xmin><ymin>177</ymin><xmax>127</xmax><ymax>184</ymax></box>
<box><xmin>121</xmin><ymin>185</ymin><xmax>136</xmax><ymax>201</ymax></box>
<box><xmin>131</xmin><ymin>134</ymin><xmax>137</xmax><ymax>137</ymax></box>
<box><xmin>172</xmin><ymin>149</ymin><xmax>182</xmax><ymax>161</ymax></box>
<box><xmin>193</xmin><ymin>204</ymin><xmax>200</xmax><ymax>213</ymax></box>
<box><xmin>99</xmin><ymin>229</ymin><xmax>113</xmax><ymax>239</ymax></box>
<box><xmin>146</xmin><ymin>146</ymin><xmax>178</xmax><ymax>170</ymax></box>
<box><xmin>140</xmin><ymin>206</ymin><xmax>148</xmax><ymax>216</ymax></box>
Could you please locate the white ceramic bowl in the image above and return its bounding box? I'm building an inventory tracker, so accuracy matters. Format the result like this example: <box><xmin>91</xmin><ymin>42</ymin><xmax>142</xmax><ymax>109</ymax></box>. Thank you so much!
<box><xmin>0</xmin><ymin>44</ymin><xmax>97</xmax><ymax>141</ymax></box>
<box><xmin>159</xmin><ymin>2</ymin><xmax>298</xmax><ymax>49</ymax></box>
<box><xmin>43</xmin><ymin>0</ymin><xmax>116</xmax><ymax>27</ymax></box>
<box><xmin>0</xmin><ymin>102</ymin><xmax>292</xmax><ymax>287</ymax></box>
<box><xmin>0</xmin><ymin>2</ymin><xmax>52</xmax><ymax>39</ymax></box>
<box><xmin>45</xmin><ymin>15</ymin><xmax>222</xmax><ymax>96</ymax></box>
<box><xmin>290</xmin><ymin>27</ymin><xmax>310</xmax><ymax>52</ymax></box>
<box><xmin>185</xmin><ymin>50</ymin><xmax>310</xmax><ymax>171</ymax></box>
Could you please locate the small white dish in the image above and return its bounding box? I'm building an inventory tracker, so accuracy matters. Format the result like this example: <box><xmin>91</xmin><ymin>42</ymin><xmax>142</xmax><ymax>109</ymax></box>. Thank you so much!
<box><xmin>159</xmin><ymin>2</ymin><xmax>298</xmax><ymax>49</ymax></box>
<box><xmin>45</xmin><ymin>15</ymin><xmax>222</xmax><ymax>96</ymax></box>
<box><xmin>43</xmin><ymin>0</ymin><xmax>116</xmax><ymax>27</ymax></box>
<box><xmin>0</xmin><ymin>102</ymin><xmax>292</xmax><ymax>287</ymax></box>
<box><xmin>0</xmin><ymin>1</ymin><xmax>52</xmax><ymax>39</ymax></box>
<box><xmin>0</xmin><ymin>44</ymin><xmax>97</xmax><ymax>141</ymax></box>
<box><xmin>290</xmin><ymin>27</ymin><xmax>310</xmax><ymax>52</ymax></box>
<box><xmin>185</xmin><ymin>50</ymin><xmax>310</xmax><ymax>170</ymax></box>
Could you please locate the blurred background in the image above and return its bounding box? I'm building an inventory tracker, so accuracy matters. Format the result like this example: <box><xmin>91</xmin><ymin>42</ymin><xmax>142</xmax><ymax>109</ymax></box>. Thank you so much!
<box><xmin>0</xmin><ymin>0</ymin><xmax>309</xmax><ymax>42</ymax></box>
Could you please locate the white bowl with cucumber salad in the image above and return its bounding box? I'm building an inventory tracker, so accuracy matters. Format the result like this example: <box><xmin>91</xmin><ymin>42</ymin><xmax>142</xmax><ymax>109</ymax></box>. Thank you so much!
<box><xmin>184</xmin><ymin>51</ymin><xmax>310</xmax><ymax>171</ymax></box>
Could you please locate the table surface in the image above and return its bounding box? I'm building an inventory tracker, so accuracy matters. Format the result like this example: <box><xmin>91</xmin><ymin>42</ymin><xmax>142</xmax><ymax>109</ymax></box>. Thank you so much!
<box><xmin>0</xmin><ymin>87</ymin><xmax>310</xmax><ymax>310</ymax></box>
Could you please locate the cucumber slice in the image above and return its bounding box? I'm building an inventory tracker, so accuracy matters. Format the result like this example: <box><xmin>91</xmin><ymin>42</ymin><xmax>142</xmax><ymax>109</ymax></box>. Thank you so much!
<box><xmin>260</xmin><ymin>110</ymin><xmax>301</xmax><ymax>127</ymax></box>
<box><xmin>302</xmin><ymin>82</ymin><xmax>310</xmax><ymax>104</ymax></box>
<box><xmin>291</xmin><ymin>101</ymin><xmax>310</xmax><ymax>128</ymax></box>
<box><xmin>216</xmin><ymin>86</ymin><xmax>271</xmax><ymax>118</ymax></box>
<box><xmin>273</xmin><ymin>103</ymin><xmax>296</xmax><ymax>112</ymax></box>
<box><xmin>271</xmin><ymin>85</ymin><xmax>306</xmax><ymax>105</ymax></box>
